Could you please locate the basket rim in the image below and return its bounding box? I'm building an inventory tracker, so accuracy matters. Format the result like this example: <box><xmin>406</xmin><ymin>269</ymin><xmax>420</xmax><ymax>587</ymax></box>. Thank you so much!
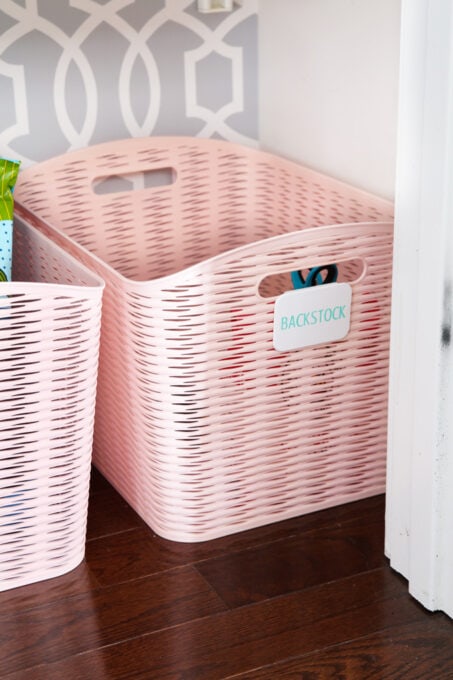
<box><xmin>4</xmin><ymin>215</ymin><xmax>105</xmax><ymax>295</ymax></box>
<box><xmin>14</xmin><ymin>202</ymin><xmax>393</xmax><ymax>293</ymax></box>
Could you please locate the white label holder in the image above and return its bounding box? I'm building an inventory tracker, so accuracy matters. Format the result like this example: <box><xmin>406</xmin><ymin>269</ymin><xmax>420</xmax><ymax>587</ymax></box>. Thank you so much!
<box><xmin>273</xmin><ymin>283</ymin><xmax>352</xmax><ymax>352</ymax></box>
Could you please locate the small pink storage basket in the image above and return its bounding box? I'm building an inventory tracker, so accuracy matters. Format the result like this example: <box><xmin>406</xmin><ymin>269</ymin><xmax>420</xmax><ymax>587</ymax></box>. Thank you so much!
<box><xmin>16</xmin><ymin>137</ymin><xmax>394</xmax><ymax>542</ymax></box>
<box><xmin>0</xmin><ymin>217</ymin><xmax>103</xmax><ymax>590</ymax></box>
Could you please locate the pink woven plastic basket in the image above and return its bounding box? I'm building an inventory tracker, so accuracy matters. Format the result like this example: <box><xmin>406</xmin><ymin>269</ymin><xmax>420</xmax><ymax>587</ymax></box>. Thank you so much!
<box><xmin>0</xmin><ymin>217</ymin><xmax>103</xmax><ymax>590</ymax></box>
<box><xmin>15</xmin><ymin>137</ymin><xmax>394</xmax><ymax>542</ymax></box>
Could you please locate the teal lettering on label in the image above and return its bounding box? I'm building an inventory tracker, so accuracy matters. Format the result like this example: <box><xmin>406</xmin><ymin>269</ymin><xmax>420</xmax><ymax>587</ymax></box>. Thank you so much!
<box><xmin>280</xmin><ymin>304</ymin><xmax>350</xmax><ymax>331</ymax></box>
<box><xmin>297</xmin><ymin>312</ymin><xmax>309</xmax><ymax>326</ymax></box>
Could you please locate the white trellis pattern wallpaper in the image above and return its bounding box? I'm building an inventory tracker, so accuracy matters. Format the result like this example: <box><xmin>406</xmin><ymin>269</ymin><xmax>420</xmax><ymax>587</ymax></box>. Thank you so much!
<box><xmin>0</xmin><ymin>0</ymin><xmax>258</xmax><ymax>166</ymax></box>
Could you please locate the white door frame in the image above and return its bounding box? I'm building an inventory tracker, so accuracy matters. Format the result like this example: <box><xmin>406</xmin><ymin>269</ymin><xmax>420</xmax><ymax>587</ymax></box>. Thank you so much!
<box><xmin>386</xmin><ymin>0</ymin><xmax>453</xmax><ymax>617</ymax></box>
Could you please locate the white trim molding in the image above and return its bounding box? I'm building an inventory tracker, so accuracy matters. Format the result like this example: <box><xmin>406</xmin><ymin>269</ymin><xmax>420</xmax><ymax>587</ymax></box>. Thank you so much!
<box><xmin>386</xmin><ymin>0</ymin><xmax>453</xmax><ymax>617</ymax></box>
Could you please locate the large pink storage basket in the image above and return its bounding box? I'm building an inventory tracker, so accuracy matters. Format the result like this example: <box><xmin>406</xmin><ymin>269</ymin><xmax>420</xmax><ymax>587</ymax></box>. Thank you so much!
<box><xmin>15</xmin><ymin>137</ymin><xmax>394</xmax><ymax>542</ymax></box>
<box><xmin>0</xmin><ymin>217</ymin><xmax>103</xmax><ymax>590</ymax></box>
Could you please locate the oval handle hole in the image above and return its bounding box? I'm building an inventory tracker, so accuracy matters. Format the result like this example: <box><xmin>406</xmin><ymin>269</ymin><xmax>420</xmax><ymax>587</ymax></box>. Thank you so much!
<box><xmin>93</xmin><ymin>167</ymin><xmax>176</xmax><ymax>194</ymax></box>
<box><xmin>258</xmin><ymin>257</ymin><xmax>366</xmax><ymax>298</ymax></box>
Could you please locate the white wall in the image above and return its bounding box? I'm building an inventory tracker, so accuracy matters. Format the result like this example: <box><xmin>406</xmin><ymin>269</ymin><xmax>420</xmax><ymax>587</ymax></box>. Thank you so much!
<box><xmin>259</xmin><ymin>0</ymin><xmax>401</xmax><ymax>199</ymax></box>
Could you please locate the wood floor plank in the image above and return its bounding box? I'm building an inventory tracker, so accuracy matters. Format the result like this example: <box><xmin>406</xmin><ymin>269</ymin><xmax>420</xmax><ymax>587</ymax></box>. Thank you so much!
<box><xmin>0</xmin><ymin>561</ymin><xmax>101</xmax><ymax>618</ymax></box>
<box><xmin>85</xmin><ymin>527</ymin><xmax>198</xmax><ymax>586</ymax></box>
<box><xmin>196</xmin><ymin>517</ymin><xmax>386</xmax><ymax>607</ymax></box>
<box><xmin>86</xmin><ymin>484</ymin><xmax>143</xmax><ymax>540</ymax></box>
<box><xmin>85</xmin><ymin>496</ymin><xmax>386</xmax><ymax>588</ymax></box>
<box><xmin>3</xmin><ymin>569</ymin><xmax>431</xmax><ymax>680</ymax></box>
<box><xmin>3</xmin><ymin>476</ymin><xmax>449</xmax><ymax>680</ymax></box>
<box><xmin>223</xmin><ymin>617</ymin><xmax>453</xmax><ymax>679</ymax></box>
<box><xmin>89</xmin><ymin>467</ymin><xmax>113</xmax><ymax>494</ymax></box>
<box><xmin>0</xmin><ymin>566</ymin><xmax>227</xmax><ymax>676</ymax></box>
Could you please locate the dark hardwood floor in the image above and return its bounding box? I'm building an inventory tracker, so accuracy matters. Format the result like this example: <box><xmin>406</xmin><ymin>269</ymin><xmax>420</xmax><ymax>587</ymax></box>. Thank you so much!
<box><xmin>1</xmin><ymin>469</ymin><xmax>452</xmax><ymax>679</ymax></box>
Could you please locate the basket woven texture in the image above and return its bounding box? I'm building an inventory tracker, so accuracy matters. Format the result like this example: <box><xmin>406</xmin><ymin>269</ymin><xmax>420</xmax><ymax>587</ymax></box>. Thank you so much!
<box><xmin>16</xmin><ymin>137</ymin><xmax>394</xmax><ymax>542</ymax></box>
<box><xmin>0</xmin><ymin>218</ymin><xmax>103</xmax><ymax>590</ymax></box>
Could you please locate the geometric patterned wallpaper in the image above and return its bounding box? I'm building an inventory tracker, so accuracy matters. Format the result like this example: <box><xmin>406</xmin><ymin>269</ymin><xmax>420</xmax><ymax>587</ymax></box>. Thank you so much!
<box><xmin>0</xmin><ymin>0</ymin><xmax>258</xmax><ymax>167</ymax></box>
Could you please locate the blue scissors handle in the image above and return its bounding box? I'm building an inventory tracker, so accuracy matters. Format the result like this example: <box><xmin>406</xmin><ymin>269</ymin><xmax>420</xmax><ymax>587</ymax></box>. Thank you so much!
<box><xmin>291</xmin><ymin>264</ymin><xmax>338</xmax><ymax>290</ymax></box>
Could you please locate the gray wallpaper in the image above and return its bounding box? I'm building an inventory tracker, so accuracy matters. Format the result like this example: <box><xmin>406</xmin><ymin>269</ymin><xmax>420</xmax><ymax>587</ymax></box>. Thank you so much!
<box><xmin>0</xmin><ymin>0</ymin><xmax>258</xmax><ymax>166</ymax></box>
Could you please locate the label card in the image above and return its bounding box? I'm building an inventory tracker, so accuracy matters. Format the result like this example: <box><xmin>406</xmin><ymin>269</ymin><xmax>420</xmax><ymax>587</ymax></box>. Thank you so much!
<box><xmin>273</xmin><ymin>283</ymin><xmax>352</xmax><ymax>352</ymax></box>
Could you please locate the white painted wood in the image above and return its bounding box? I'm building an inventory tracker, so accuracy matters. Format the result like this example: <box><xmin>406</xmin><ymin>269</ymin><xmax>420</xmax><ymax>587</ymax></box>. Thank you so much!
<box><xmin>386</xmin><ymin>0</ymin><xmax>453</xmax><ymax>617</ymax></box>
<box><xmin>258</xmin><ymin>0</ymin><xmax>401</xmax><ymax>199</ymax></box>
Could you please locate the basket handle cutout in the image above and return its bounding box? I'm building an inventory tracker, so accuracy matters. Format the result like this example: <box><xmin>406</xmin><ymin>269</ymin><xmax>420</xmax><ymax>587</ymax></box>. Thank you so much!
<box><xmin>93</xmin><ymin>167</ymin><xmax>176</xmax><ymax>195</ymax></box>
<box><xmin>258</xmin><ymin>257</ymin><xmax>366</xmax><ymax>299</ymax></box>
